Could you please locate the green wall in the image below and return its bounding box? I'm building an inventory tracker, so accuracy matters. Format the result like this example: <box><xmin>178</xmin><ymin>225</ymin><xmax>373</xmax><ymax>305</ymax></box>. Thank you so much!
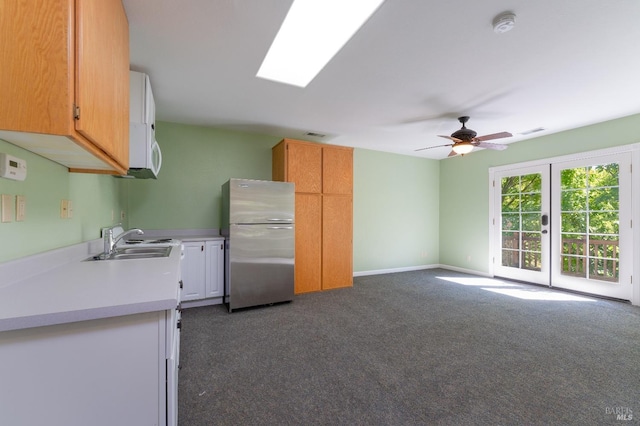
<box><xmin>126</xmin><ymin>122</ymin><xmax>280</xmax><ymax>230</ymax></box>
<box><xmin>439</xmin><ymin>113</ymin><xmax>640</xmax><ymax>273</ymax></box>
<box><xmin>127</xmin><ymin>122</ymin><xmax>441</xmax><ymax>274</ymax></box>
<box><xmin>4</xmin><ymin>113</ymin><xmax>637</xmax><ymax>276</ymax></box>
<box><xmin>353</xmin><ymin>149</ymin><xmax>439</xmax><ymax>272</ymax></box>
<box><xmin>0</xmin><ymin>139</ymin><xmax>126</xmax><ymax>263</ymax></box>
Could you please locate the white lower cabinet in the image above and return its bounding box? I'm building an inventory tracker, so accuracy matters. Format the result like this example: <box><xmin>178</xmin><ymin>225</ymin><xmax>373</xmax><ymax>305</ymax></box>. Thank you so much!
<box><xmin>181</xmin><ymin>240</ymin><xmax>224</xmax><ymax>302</ymax></box>
<box><xmin>0</xmin><ymin>307</ymin><xmax>180</xmax><ymax>426</ymax></box>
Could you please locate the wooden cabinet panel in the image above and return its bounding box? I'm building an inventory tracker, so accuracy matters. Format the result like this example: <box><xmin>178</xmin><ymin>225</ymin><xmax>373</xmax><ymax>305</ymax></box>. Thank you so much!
<box><xmin>322</xmin><ymin>195</ymin><xmax>353</xmax><ymax>290</ymax></box>
<box><xmin>0</xmin><ymin>0</ymin><xmax>73</xmax><ymax>135</ymax></box>
<box><xmin>76</xmin><ymin>0</ymin><xmax>130</xmax><ymax>166</ymax></box>
<box><xmin>323</xmin><ymin>147</ymin><xmax>353</xmax><ymax>195</ymax></box>
<box><xmin>272</xmin><ymin>141</ymin><xmax>286</xmax><ymax>182</ymax></box>
<box><xmin>286</xmin><ymin>141</ymin><xmax>322</xmax><ymax>193</ymax></box>
<box><xmin>295</xmin><ymin>193</ymin><xmax>322</xmax><ymax>293</ymax></box>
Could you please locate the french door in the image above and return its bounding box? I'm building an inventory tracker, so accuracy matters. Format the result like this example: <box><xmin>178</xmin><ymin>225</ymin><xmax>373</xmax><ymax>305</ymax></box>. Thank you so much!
<box><xmin>492</xmin><ymin>153</ymin><xmax>633</xmax><ymax>300</ymax></box>
<box><xmin>493</xmin><ymin>165</ymin><xmax>550</xmax><ymax>285</ymax></box>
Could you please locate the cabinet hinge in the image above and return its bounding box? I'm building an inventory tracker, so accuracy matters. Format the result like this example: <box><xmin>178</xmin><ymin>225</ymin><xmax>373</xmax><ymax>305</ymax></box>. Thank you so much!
<box><xmin>73</xmin><ymin>104</ymin><xmax>80</xmax><ymax>120</ymax></box>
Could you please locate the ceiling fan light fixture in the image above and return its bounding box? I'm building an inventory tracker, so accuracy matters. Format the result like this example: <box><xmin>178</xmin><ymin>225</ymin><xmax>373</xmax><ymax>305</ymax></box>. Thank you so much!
<box><xmin>452</xmin><ymin>142</ymin><xmax>474</xmax><ymax>155</ymax></box>
<box><xmin>493</xmin><ymin>12</ymin><xmax>516</xmax><ymax>34</ymax></box>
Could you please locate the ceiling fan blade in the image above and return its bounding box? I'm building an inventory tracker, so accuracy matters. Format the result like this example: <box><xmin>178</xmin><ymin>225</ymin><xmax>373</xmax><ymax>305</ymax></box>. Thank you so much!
<box><xmin>447</xmin><ymin>150</ymin><xmax>458</xmax><ymax>157</ymax></box>
<box><xmin>438</xmin><ymin>135</ymin><xmax>463</xmax><ymax>142</ymax></box>
<box><xmin>475</xmin><ymin>131</ymin><xmax>512</xmax><ymax>142</ymax></box>
<box><xmin>414</xmin><ymin>143</ymin><xmax>453</xmax><ymax>152</ymax></box>
<box><xmin>475</xmin><ymin>141</ymin><xmax>508</xmax><ymax>151</ymax></box>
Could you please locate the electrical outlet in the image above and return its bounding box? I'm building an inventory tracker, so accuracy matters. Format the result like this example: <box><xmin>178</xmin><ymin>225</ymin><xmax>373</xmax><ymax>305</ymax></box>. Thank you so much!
<box><xmin>120</xmin><ymin>210</ymin><xmax>125</xmax><ymax>220</ymax></box>
<box><xmin>467</xmin><ymin>255</ymin><xmax>472</xmax><ymax>262</ymax></box>
<box><xmin>67</xmin><ymin>200</ymin><xmax>73</xmax><ymax>218</ymax></box>
<box><xmin>16</xmin><ymin>195</ymin><xmax>25</xmax><ymax>221</ymax></box>
<box><xmin>1</xmin><ymin>194</ymin><xmax>14</xmax><ymax>223</ymax></box>
<box><xmin>60</xmin><ymin>199</ymin><xmax>69</xmax><ymax>219</ymax></box>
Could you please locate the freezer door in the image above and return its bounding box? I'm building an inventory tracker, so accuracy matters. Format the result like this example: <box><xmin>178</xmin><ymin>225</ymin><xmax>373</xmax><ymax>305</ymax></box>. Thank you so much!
<box><xmin>227</xmin><ymin>179</ymin><xmax>294</xmax><ymax>224</ymax></box>
<box><xmin>228</xmin><ymin>224</ymin><xmax>294</xmax><ymax>311</ymax></box>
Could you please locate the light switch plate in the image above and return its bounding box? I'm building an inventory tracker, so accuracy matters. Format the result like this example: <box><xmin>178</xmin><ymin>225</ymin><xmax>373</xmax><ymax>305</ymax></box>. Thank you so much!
<box><xmin>16</xmin><ymin>195</ymin><xmax>25</xmax><ymax>221</ymax></box>
<box><xmin>1</xmin><ymin>194</ymin><xmax>14</xmax><ymax>222</ymax></box>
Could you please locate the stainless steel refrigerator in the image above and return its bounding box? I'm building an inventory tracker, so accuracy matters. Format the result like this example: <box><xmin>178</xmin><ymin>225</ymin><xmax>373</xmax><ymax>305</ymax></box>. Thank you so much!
<box><xmin>221</xmin><ymin>178</ymin><xmax>295</xmax><ymax>312</ymax></box>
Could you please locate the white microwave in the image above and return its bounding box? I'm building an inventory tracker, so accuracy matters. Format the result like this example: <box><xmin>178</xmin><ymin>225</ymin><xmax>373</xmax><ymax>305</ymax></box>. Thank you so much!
<box><xmin>127</xmin><ymin>71</ymin><xmax>162</xmax><ymax>179</ymax></box>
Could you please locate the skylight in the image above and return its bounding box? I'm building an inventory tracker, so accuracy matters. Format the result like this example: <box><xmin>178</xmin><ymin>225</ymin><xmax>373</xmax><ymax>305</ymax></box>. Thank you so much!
<box><xmin>256</xmin><ymin>0</ymin><xmax>386</xmax><ymax>87</ymax></box>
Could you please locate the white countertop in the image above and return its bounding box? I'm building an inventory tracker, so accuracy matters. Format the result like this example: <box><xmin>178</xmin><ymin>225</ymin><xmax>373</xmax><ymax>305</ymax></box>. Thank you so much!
<box><xmin>0</xmin><ymin>241</ymin><xmax>182</xmax><ymax>332</ymax></box>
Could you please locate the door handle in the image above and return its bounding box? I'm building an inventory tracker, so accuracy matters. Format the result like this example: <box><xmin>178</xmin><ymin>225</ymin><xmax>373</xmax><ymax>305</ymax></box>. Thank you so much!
<box><xmin>541</xmin><ymin>214</ymin><xmax>549</xmax><ymax>226</ymax></box>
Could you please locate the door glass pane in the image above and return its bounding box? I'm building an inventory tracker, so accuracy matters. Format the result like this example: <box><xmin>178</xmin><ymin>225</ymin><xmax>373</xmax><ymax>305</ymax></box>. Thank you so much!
<box><xmin>559</xmin><ymin>162</ymin><xmax>619</xmax><ymax>282</ymax></box>
<box><xmin>501</xmin><ymin>174</ymin><xmax>542</xmax><ymax>271</ymax></box>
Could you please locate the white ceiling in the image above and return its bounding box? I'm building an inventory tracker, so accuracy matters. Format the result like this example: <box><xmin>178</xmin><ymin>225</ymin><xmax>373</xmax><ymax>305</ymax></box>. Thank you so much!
<box><xmin>123</xmin><ymin>0</ymin><xmax>640</xmax><ymax>159</ymax></box>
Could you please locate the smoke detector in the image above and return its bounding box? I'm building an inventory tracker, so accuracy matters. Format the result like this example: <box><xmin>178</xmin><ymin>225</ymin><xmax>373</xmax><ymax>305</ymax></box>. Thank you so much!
<box><xmin>493</xmin><ymin>12</ymin><xmax>516</xmax><ymax>34</ymax></box>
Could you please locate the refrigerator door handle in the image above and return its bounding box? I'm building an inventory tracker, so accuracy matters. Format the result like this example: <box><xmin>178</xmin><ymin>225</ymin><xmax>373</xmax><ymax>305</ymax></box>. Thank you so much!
<box><xmin>267</xmin><ymin>226</ymin><xmax>294</xmax><ymax>230</ymax></box>
<box><xmin>267</xmin><ymin>218</ymin><xmax>293</xmax><ymax>222</ymax></box>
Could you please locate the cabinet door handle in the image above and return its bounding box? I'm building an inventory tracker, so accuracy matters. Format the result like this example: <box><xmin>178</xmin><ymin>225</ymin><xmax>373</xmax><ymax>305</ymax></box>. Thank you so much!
<box><xmin>201</xmin><ymin>245</ymin><xmax>204</xmax><ymax>252</ymax></box>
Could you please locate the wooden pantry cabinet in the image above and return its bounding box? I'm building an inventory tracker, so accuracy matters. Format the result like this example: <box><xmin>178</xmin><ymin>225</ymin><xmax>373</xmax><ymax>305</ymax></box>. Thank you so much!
<box><xmin>0</xmin><ymin>0</ymin><xmax>130</xmax><ymax>174</ymax></box>
<box><xmin>272</xmin><ymin>139</ymin><xmax>353</xmax><ymax>294</ymax></box>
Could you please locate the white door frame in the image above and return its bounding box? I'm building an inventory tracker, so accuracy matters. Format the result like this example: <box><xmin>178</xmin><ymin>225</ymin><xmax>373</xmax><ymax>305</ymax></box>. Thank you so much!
<box><xmin>489</xmin><ymin>143</ymin><xmax>640</xmax><ymax>306</ymax></box>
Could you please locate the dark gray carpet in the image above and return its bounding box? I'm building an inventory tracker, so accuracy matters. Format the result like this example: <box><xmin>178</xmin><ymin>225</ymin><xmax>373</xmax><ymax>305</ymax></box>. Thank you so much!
<box><xmin>178</xmin><ymin>269</ymin><xmax>640</xmax><ymax>425</ymax></box>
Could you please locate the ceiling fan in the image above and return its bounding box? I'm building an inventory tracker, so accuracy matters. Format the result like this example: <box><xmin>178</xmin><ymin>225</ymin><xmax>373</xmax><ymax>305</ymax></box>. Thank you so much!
<box><xmin>415</xmin><ymin>116</ymin><xmax>512</xmax><ymax>156</ymax></box>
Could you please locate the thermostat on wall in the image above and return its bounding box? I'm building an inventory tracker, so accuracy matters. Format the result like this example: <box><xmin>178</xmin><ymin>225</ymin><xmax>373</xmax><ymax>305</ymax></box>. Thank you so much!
<box><xmin>0</xmin><ymin>153</ymin><xmax>27</xmax><ymax>181</ymax></box>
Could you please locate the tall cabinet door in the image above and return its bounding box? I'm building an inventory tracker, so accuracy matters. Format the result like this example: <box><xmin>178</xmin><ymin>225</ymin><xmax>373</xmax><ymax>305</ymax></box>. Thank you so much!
<box><xmin>322</xmin><ymin>146</ymin><xmax>353</xmax><ymax>289</ymax></box>
<box><xmin>295</xmin><ymin>193</ymin><xmax>322</xmax><ymax>293</ymax></box>
<box><xmin>322</xmin><ymin>195</ymin><xmax>353</xmax><ymax>289</ymax></box>
<box><xmin>287</xmin><ymin>142</ymin><xmax>322</xmax><ymax>193</ymax></box>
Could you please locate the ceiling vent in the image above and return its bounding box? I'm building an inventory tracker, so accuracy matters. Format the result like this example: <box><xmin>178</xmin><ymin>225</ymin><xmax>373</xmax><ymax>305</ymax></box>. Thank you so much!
<box><xmin>520</xmin><ymin>127</ymin><xmax>545</xmax><ymax>135</ymax></box>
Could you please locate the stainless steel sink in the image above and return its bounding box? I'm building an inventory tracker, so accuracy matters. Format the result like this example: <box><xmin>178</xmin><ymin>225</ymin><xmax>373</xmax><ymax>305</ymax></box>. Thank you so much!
<box><xmin>86</xmin><ymin>245</ymin><xmax>172</xmax><ymax>261</ymax></box>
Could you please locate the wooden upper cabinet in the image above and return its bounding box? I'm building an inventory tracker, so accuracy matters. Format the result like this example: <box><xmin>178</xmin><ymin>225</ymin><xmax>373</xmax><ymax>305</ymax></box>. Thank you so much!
<box><xmin>323</xmin><ymin>146</ymin><xmax>353</xmax><ymax>195</ymax></box>
<box><xmin>0</xmin><ymin>0</ymin><xmax>129</xmax><ymax>174</ymax></box>
<box><xmin>272</xmin><ymin>139</ymin><xmax>322</xmax><ymax>193</ymax></box>
<box><xmin>75</xmin><ymin>0</ymin><xmax>130</xmax><ymax>168</ymax></box>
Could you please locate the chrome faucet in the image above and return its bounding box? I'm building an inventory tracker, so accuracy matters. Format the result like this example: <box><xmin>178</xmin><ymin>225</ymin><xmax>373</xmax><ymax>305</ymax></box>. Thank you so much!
<box><xmin>103</xmin><ymin>226</ymin><xmax>144</xmax><ymax>257</ymax></box>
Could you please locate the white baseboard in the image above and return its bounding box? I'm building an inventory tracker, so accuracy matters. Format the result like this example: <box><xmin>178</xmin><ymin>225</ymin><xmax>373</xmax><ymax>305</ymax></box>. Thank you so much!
<box><xmin>181</xmin><ymin>297</ymin><xmax>223</xmax><ymax>309</ymax></box>
<box><xmin>354</xmin><ymin>264</ymin><xmax>440</xmax><ymax>277</ymax></box>
<box><xmin>353</xmin><ymin>264</ymin><xmax>492</xmax><ymax>278</ymax></box>
<box><xmin>436</xmin><ymin>264</ymin><xmax>493</xmax><ymax>277</ymax></box>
